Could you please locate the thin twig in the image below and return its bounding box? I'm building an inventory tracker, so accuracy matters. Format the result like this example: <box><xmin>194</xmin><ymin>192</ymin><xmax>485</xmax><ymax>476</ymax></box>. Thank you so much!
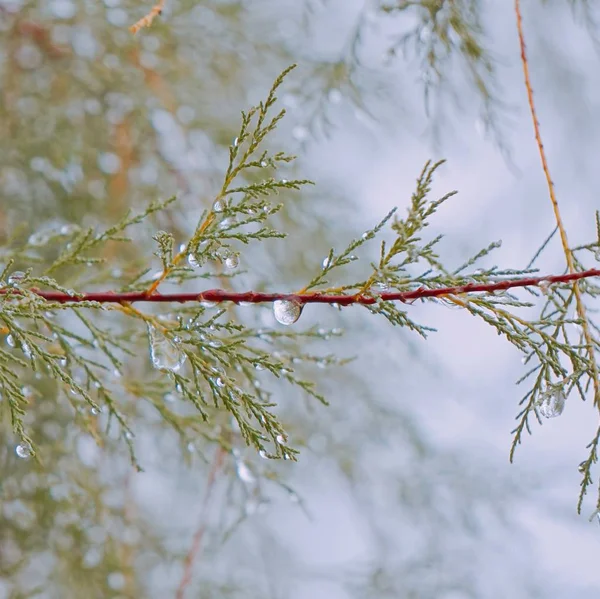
<box><xmin>175</xmin><ymin>446</ymin><xmax>226</xmax><ymax>599</ymax></box>
<box><xmin>514</xmin><ymin>0</ymin><xmax>600</xmax><ymax>404</ymax></box>
<box><xmin>2</xmin><ymin>269</ymin><xmax>598</xmax><ymax>305</ymax></box>
<box><xmin>130</xmin><ymin>0</ymin><xmax>165</xmax><ymax>35</ymax></box>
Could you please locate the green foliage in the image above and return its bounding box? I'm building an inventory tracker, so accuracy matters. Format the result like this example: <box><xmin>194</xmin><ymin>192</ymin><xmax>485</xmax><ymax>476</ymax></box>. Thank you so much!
<box><xmin>2</xmin><ymin>2</ymin><xmax>600</xmax><ymax>597</ymax></box>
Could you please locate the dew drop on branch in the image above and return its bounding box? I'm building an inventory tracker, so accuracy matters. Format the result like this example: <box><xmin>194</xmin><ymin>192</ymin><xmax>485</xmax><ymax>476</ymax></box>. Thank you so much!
<box><xmin>16</xmin><ymin>443</ymin><xmax>32</xmax><ymax>459</ymax></box>
<box><xmin>273</xmin><ymin>299</ymin><xmax>303</xmax><ymax>325</ymax></box>
<box><xmin>147</xmin><ymin>324</ymin><xmax>187</xmax><ymax>373</ymax></box>
<box><xmin>224</xmin><ymin>254</ymin><xmax>239</xmax><ymax>270</ymax></box>
<box><xmin>537</xmin><ymin>387</ymin><xmax>566</xmax><ymax>418</ymax></box>
<box><xmin>187</xmin><ymin>254</ymin><xmax>200</xmax><ymax>268</ymax></box>
<box><xmin>212</xmin><ymin>199</ymin><xmax>226</xmax><ymax>213</ymax></box>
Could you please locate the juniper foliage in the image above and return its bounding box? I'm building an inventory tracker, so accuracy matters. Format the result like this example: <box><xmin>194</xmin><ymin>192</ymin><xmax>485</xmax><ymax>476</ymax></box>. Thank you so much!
<box><xmin>2</xmin><ymin>1</ymin><xmax>600</xmax><ymax>597</ymax></box>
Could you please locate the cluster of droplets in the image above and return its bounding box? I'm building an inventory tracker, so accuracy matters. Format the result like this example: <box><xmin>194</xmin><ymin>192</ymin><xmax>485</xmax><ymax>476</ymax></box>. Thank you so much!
<box><xmin>147</xmin><ymin>323</ymin><xmax>187</xmax><ymax>373</ymax></box>
<box><xmin>536</xmin><ymin>385</ymin><xmax>566</xmax><ymax>418</ymax></box>
<box><xmin>272</xmin><ymin>299</ymin><xmax>303</xmax><ymax>325</ymax></box>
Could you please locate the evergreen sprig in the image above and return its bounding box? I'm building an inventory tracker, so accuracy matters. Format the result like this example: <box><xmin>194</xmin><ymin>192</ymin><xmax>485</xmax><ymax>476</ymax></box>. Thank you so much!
<box><xmin>1</xmin><ymin>66</ymin><xmax>600</xmax><ymax>515</ymax></box>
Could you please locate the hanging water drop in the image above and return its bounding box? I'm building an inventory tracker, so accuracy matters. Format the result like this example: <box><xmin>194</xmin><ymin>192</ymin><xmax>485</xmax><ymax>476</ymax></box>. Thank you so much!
<box><xmin>537</xmin><ymin>386</ymin><xmax>566</xmax><ymax>418</ymax></box>
<box><xmin>147</xmin><ymin>324</ymin><xmax>187</xmax><ymax>373</ymax></box>
<box><xmin>235</xmin><ymin>458</ymin><xmax>256</xmax><ymax>485</ymax></box>
<box><xmin>578</xmin><ymin>461</ymin><xmax>587</xmax><ymax>473</ymax></box>
<box><xmin>224</xmin><ymin>254</ymin><xmax>239</xmax><ymax>270</ymax></box>
<box><xmin>200</xmin><ymin>300</ymin><xmax>217</xmax><ymax>308</ymax></box>
<box><xmin>6</xmin><ymin>335</ymin><xmax>15</xmax><ymax>347</ymax></box>
<box><xmin>187</xmin><ymin>253</ymin><xmax>200</xmax><ymax>268</ymax></box>
<box><xmin>322</xmin><ymin>255</ymin><xmax>332</xmax><ymax>270</ymax></box>
<box><xmin>260</xmin><ymin>160</ymin><xmax>268</xmax><ymax>167</ymax></box>
<box><xmin>16</xmin><ymin>443</ymin><xmax>32</xmax><ymax>459</ymax></box>
<box><xmin>212</xmin><ymin>198</ymin><xmax>226</xmax><ymax>213</ymax></box>
<box><xmin>273</xmin><ymin>299</ymin><xmax>303</xmax><ymax>325</ymax></box>
<box><xmin>7</xmin><ymin>271</ymin><xmax>26</xmax><ymax>287</ymax></box>
<box><xmin>233</xmin><ymin>136</ymin><xmax>239</xmax><ymax>147</ymax></box>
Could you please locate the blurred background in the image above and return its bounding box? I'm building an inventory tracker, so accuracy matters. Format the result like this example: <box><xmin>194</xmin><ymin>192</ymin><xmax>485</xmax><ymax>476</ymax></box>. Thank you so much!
<box><xmin>1</xmin><ymin>0</ymin><xmax>600</xmax><ymax>597</ymax></box>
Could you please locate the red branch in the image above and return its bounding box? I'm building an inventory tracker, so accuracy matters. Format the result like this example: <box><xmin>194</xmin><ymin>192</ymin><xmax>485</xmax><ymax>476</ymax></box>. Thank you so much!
<box><xmin>1</xmin><ymin>269</ymin><xmax>599</xmax><ymax>305</ymax></box>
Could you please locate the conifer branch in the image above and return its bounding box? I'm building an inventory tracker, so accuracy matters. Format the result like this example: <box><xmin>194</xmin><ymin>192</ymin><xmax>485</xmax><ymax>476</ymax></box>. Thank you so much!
<box><xmin>515</xmin><ymin>0</ymin><xmax>600</xmax><ymax>513</ymax></box>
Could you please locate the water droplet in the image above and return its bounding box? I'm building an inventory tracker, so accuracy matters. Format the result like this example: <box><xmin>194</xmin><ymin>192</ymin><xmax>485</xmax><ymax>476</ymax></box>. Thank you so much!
<box><xmin>6</xmin><ymin>335</ymin><xmax>15</xmax><ymax>348</ymax></box>
<box><xmin>260</xmin><ymin>160</ymin><xmax>268</xmax><ymax>167</ymax></box>
<box><xmin>90</xmin><ymin>407</ymin><xmax>100</xmax><ymax>415</ymax></box>
<box><xmin>200</xmin><ymin>300</ymin><xmax>217</xmax><ymax>308</ymax></box>
<box><xmin>215</xmin><ymin>377</ymin><xmax>225</xmax><ymax>388</ymax></box>
<box><xmin>7</xmin><ymin>271</ymin><xmax>26</xmax><ymax>287</ymax></box>
<box><xmin>361</xmin><ymin>232</ymin><xmax>370</xmax><ymax>240</ymax></box>
<box><xmin>219</xmin><ymin>217</ymin><xmax>236</xmax><ymax>230</ymax></box>
<box><xmin>322</xmin><ymin>255</ymin><xmax>332</xmax><ymax>270</ymax></box>
<box><xmin>373</xmin><ymin>281</ymin><xmax>389</xmax><ymax>292</ymax></box>
<box><xmin>254</xmin><ymin>363</ymin><xmax>265</xmax><ymax>371</ymax></box>
<box><xmin>537</xmin><ymin>387</ymin><xmax>566</xmax><ymax>418</ymax></box>
<box><xmin>28</xmin><ymin>230</ymin><xmax>52</xmax><ymax>245</ymax></box>
<box><xmin>60</xmin><ymin>223</ymin><xmax>80</xmax><ymax>236</ymax></box>
<box><xmin>538</xmin><ymin>281</ymin><xmax>550</xmax><ymax>295</ymax></box>
<box><xmin>578</xmin><ymin>461</ymin><xmax>587</xmax><ymax>473</ymax></box>
<box><xmin>147</xmin><ymin>324</ymin><xmax>187</xmax><ymax>373</ymax></box>
<box><xmin>163</xmin><ymin>392</ymin><xmax>176</xmax><ymax>403</ymax></box>
<box><xmin>213</xmin><ymin>199</ymin><xmax>226</xmax><ymax>213</ymax></box>
<box><xmin>16</xmin><ymin>443</ymin><xmax>32</xmax><ymax>459</ymax></box>
<box><xmin>235</xmin><ymin>459</ymin><xmax>256</xmax><ymax>484</ymax></box>
<box><xmin>273</xmin><ymin>299</ymin><xmax>303</xmax><ymax>325</ymax></box>
<box><xmin>276</xmin><ymin>434</ymin><xmax>285</xmax><ymax>444</ymax></box>
<box><xmin>224</xmin><ymin>254</ymin><xmax>239</xmax><ymax>270</ymax></box>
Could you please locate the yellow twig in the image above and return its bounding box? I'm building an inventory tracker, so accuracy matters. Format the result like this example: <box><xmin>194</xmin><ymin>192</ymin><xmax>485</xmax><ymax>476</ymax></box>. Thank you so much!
<box><xmin>130</xmin><ymin>0</ymin><xmax>165</xmax><ymax>35</ymax></box>
<box><xmin>514</xmin><ymin>0</ymin><xmax>600</xmax><ymax>404</ymax></box>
